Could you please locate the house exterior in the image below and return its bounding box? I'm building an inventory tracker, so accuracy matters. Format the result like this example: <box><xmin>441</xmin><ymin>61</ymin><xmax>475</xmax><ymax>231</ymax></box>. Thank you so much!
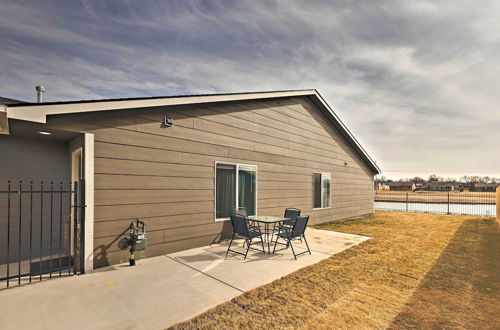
<box><xmin>425</xmin><ymin>182</ymin><xmax>455</xmax><ymax>192</ymax></box>
<box><xmin>389</xmin><ymin>182</ymin><xmax>415</xmax><ymax>191</ymax></box>
<box><xmin>374</xmin><ymin>182</ymin><xmax>389</xmax><ymax>191</ymax></box>
<box><xmin>470</xmin><ymin>183</ymin><xmax>499</xmax><ymax>192</ymax></box>
<box><xmin>0</xmin><ymin>89</ymin><xmax>380</xmax><ymax>271</ymax></box>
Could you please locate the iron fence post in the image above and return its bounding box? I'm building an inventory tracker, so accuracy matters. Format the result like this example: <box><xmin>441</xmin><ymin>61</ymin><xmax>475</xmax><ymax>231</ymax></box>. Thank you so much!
<box><xmin>40</xmin><ymin>181</ymin><xmax>44</xmax><ymax>281</ymax></box>
<box><xmin>68</xmin><ymin>182</ymin><xmax>72</xmax><ymax>276</ymax></box>
<box><xmin>447</xmin><ymin>191</ymin><xmax>450</xmax><ymax>214</ymax></box>
<box><xmin>80</xmin><ymin>179</ymin><xmax>86</xmax><ymax>274</ymax></box>
<box><xmin>73</xmin><ymin>181</ymin><xmax>78</xmax><ymax>275</ymax></box>
<box><xmin>406</xmin><ymin>192</ymin><xmax>409</xmax><ymax>212</ymax></box>
<box><xmin>18</xmin><ymin>181</ymin><xmax>22</xmax><ymax>285</ymax></box>
<box><xmin>29</xmin><ymin>181</ymin><xmax>33</xmax><ymax>283</ymax></box>
<box><xmin>49</xmin><ymin>182</ymin><xmax>53</xmax><ymax>279</ymax></box>
<box><xmin>59</xmin><ymin>182</ymin><xmax>63</xmax><ymax>277</ymax></box>
<box><xmin>7</xmin><ymin>181</ymin><xmax>11</xmax><ymax>287</ymax></box>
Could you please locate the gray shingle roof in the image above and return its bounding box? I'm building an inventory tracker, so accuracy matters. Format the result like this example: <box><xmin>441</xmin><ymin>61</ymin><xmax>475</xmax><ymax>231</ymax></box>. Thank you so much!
<box><xmin>0</xmin><ymin>96</ymin><xmax>28</xmax><ymax>105</ymax></box>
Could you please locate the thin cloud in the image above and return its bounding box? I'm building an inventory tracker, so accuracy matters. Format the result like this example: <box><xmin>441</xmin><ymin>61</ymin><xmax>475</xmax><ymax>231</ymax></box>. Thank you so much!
<box><xmin>0</xmin><ymin>0</ymin><xmax>499</xmax><ymax>178</ymax></box>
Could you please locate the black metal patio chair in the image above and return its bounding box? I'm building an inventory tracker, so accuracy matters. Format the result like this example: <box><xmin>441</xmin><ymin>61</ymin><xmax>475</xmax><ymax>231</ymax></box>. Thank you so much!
<box><xmin>232</xmin><ymin>207</ymin><xmax>259</xmax><ymax>247</ymax></box>
<box><xmin>275</xmin><ymin>208</ymin><xmax>302</xmax><ymax>242</ymax></box>
<box><xmin>226</xmin><ymin>215</ymin><xmax>266</xmax><ymax>259</ymax></box>
<box><xmin>283</xmin><ymin>208</ymin><xmax>301</xmax><ymax>226</ymax></box>
<box><xmin>232</xmin><ymin>207</ymin><xmax>258</xmax><ymax>226</ymax></box>
<box><xmin>273</xmin><ymin>215</ymin><xmax>311</xmax><ymax>260</ymax></box>
<box><xmin>232</xmin><ymin>207</ymin><xmax>247</xmax><ymax>217</ymax></box>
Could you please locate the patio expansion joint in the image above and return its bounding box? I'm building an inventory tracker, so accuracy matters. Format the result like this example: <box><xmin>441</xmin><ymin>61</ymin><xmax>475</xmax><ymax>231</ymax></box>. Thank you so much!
<box><xmin>165</xmin><ymin>255</ymin><xmax>245</xmax><ymax>293</ymax></box>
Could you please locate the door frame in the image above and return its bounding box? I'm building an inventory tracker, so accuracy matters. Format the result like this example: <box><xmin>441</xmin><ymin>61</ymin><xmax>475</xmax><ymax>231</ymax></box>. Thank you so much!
<box><xmin>69</xmin><ymin>133</ymin><xmax>94</xmax><ymax>273</ymax></box>
<box><xmin>214</xmin><ymin>161</ymin><xmax>258</xmax><ymax>222</ymax></box>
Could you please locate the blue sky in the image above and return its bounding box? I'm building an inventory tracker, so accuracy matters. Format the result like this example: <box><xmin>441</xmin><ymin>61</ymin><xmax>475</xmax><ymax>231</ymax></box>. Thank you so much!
<box><xmin>1</xmin><ymin>1</ymin><xmax>499</xmax><ymax>179</ymax></box>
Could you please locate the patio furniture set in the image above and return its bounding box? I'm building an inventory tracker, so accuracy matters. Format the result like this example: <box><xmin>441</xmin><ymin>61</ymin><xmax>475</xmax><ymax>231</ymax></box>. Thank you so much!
<box><xmin>225</xmin><ymin>208</ymin><xmax>312</xmax><ymax>260</ymax></box>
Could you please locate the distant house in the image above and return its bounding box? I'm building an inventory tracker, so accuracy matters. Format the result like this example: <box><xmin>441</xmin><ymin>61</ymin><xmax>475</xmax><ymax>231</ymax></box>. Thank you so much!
<box><xmin>389</xmin><ymin>182</ymin><xmax>415</xmax><ymax>191</ymax></box>
<box><xmin>470</xmin><ymin>183</ymin><xmax>499</xmax><ymax>192</ymax></box>
<box><xmin>375</xmin><ymin>183</ymin><xmax>389</xmax><ymax>191</ymax></box>
<box><xmin>425</xmin><ymin>182</ymin><xmax>455</xmax><ymax>192</ymax></box>
<box><xmin>413</xmin><ymin>183</ymin><xmax>425</xmax><ymax>191</ymax></box>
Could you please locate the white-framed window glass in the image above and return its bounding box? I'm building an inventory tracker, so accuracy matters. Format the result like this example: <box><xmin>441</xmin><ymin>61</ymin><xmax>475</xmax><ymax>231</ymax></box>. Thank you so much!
<box><xmin>313</xmin><ymin>172</ymin><xmax>331</xmax><ymax>209</ymax></box>
<box><xmin>215</xmin><ymin>162</ymin><xmax>257</xmax><ymax>220</ymax></box>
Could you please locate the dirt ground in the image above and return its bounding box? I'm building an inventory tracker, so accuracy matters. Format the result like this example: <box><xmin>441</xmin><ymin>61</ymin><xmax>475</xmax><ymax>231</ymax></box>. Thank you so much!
<box><xmin>171</xmin><ymin>211</ymin><xmax>500</xmax><ymax>329</ymax></box>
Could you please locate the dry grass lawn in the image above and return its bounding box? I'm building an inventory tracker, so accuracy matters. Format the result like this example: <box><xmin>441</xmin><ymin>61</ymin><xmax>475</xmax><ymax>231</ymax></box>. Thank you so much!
<box><xmin>171</xmin><ymin>211</ymin><xmax>500</xmax><ymax>329</ymax></box>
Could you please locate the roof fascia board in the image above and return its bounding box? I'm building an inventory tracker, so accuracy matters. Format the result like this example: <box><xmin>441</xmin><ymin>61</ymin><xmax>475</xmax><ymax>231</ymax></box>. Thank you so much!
<box><xmin>6</xmin><ymin>90</ymin><xmax>316</xmax><ymax>123</ymax></box>
<box><xmin>5</xmin><ymin>88</ymin><xmax>380</xmax><ymax>174</ymax></box>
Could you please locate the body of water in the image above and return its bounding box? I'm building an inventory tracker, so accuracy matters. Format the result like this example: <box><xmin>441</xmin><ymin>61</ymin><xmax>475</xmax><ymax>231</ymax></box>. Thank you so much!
<box><xmin>375</xmin><ymin>201</ymin><xmax>496</xmax><ymax>217</ymax></box>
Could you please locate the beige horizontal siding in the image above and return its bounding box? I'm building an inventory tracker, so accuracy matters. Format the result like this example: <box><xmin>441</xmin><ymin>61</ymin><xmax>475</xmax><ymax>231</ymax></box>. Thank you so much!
<box><xmin>47</xmin><ymin>96</ymin><xmax>375</xmax><ymax>268</ymax></box>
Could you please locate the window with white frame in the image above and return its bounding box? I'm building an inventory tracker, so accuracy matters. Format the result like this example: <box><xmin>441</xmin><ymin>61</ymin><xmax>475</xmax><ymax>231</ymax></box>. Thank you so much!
<box><xmin>215</xmin><ymin>162</ymin><xmax>257</xmax><ymax>220</ymax></box>
<box><xmin>313</xmin><ymin>172</ymin><xmax>331</xmax><ymax>209</ymax></box>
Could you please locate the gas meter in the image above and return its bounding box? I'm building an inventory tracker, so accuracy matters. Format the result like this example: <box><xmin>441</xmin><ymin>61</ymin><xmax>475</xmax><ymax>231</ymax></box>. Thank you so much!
<box><xmin>118</xmin><ymin>218</ymin><xmax>147</xmax><ymax>266</ymax></box>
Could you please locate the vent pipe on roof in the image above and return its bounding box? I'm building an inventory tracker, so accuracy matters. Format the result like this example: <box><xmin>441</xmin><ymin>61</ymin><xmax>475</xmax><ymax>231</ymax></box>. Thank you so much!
<box><xmin>36</xmin><ymin>85</ymin><xmax>45</xmax><ymax>103</ymax></box>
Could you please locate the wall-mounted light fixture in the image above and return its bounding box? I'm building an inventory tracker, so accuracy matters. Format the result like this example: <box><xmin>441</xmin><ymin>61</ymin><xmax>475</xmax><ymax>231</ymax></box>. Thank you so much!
<box><xmin>38</xmin><ymin>131</ymin><xmax>51</xmax><ymax>135</ymax></box>
<box><xmin>163</xmin><ymin>116</ymin><xmax>173</xmax><ymax>127</ymax></box>
<box><xmin>344</xmin><ymin>161</ymin><xmax>349</xmax><ymax>167</ymax></box>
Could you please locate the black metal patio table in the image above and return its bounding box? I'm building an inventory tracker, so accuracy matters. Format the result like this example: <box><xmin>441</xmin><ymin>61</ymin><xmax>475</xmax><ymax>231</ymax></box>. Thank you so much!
<box><xmin>246</xmin><ymin>215</ymin><xmax>290</xmax><ymax>254</ymax></box>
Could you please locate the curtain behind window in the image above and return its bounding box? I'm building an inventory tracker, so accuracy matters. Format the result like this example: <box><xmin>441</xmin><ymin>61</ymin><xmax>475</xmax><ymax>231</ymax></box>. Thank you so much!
<box><xmin>313</xmin><ymin>173</ymin><xmax>322</xmax><ymax>208</ymax></box>
<box><xmin>238</xmin><ymin>166</ymin><xmax>256</xmax><ymax>216</ymax></box>
<box><xmin>323</xmin><ymin>174</ymin><xmax>331</xmax><ymax>208</ymax></box>
<box><xmin>216</xmin><ymin>164</ymin><xmax>236</xmax><ymax>218</ymax></box>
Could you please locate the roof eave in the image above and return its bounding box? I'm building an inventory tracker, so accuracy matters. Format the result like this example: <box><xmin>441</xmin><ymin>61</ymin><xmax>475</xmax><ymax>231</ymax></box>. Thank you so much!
<box><xmin>6</xmin><ymin>90</ymin><xmax>317</xmax><ymax>123</ymax></box>
<box><xmin>5</xmin><ymin>89</ymin><xmax>380</xmax><ymax>174</ymax></box>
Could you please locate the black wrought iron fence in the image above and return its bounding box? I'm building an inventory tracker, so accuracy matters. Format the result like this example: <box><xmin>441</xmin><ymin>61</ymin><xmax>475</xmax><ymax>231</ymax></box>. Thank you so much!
<box><xmin>374</xmin><ymin>191</ymin><xmax>496</xmax><ymax>217</ymax></box>
<box><xmin>0</xmin><ymin>180</ymin><xmax>85</xmax><ymax>289</ymax></box>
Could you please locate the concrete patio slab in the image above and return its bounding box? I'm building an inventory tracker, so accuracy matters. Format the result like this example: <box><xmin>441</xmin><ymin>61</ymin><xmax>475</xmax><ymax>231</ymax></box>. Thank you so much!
<box><xmin>0</xmin><ymin>228</ymin><xmax>369</xmax><ymax>330</ymax></box>
<box><xmin>169</xmin><ymin>228</ymin><xmax>369</xmax><ymax>292</ymax></box>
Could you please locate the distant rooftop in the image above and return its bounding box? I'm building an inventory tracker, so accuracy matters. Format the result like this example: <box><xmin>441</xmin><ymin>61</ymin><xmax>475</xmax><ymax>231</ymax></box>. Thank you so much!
<box><xmin>473</xmin><ymin>183</ymin><xmax>499</xmax><ymax>187</ymax></box>
<box><xmin>425</xmin><ymin>182</ymin><xmax>456</xmax><ymax>187</ymax></box>
<box><xmin>389</xmin><ymin>182</ymin><xmax>413</xmax><ymax>186</ymax></box>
